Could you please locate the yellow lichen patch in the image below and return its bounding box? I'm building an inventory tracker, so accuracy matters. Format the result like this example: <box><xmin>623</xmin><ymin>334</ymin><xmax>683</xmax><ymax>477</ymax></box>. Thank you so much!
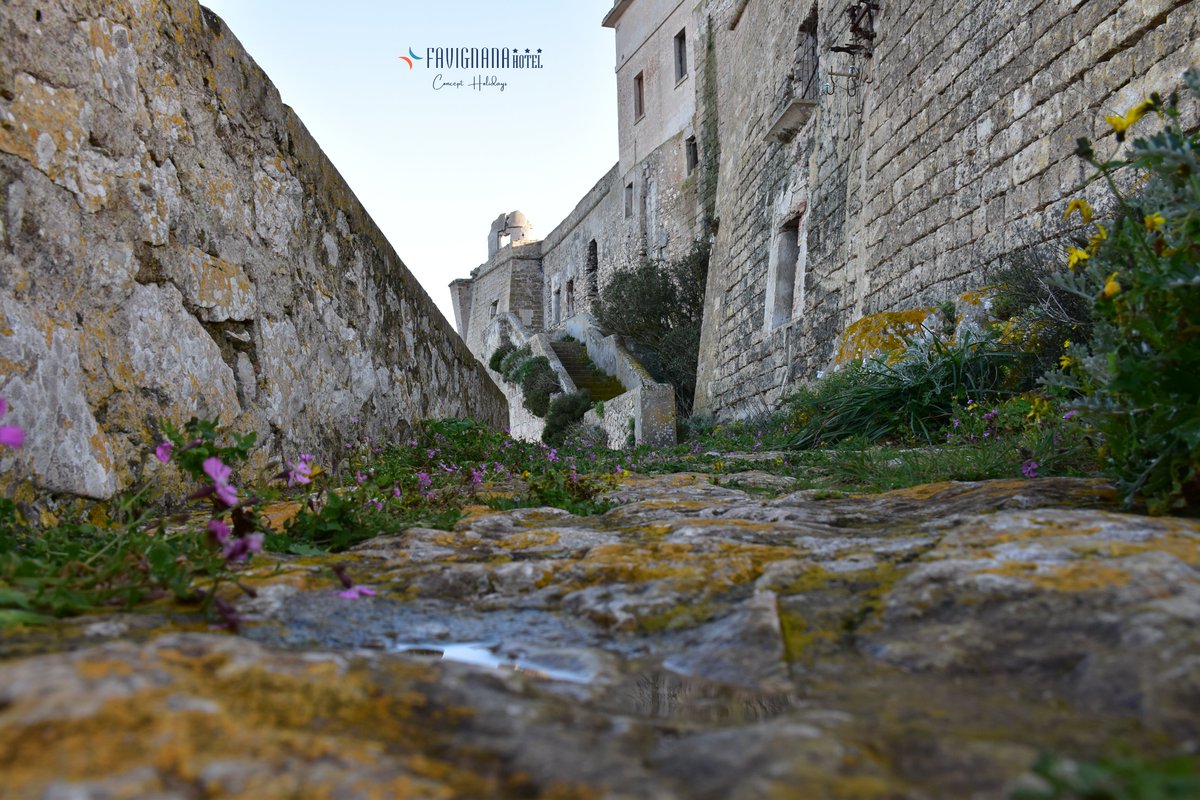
<box><xmin>1072</xmin><ymin>532</ymin><xmax>1200</xmax><ymax>566</ymax></box>
<box><xmin>834</xmin><ymin>309</ymin><xmax>935</xmax><ymax>366</ymax></box>
<box><xmin>778</xmin><ymin>608</ymin><xmax>839</xmax><ymax>662</ymax></box>
<box><xmin>552</xmin><ymin>540</ymin><xmax>797</xmax><ymax>595</ymax></box>
<box><xmin>258</xmin><ymin>500</ymin><xmax>303</xmax><ymax>532</ymax></box>
<box><xmin>499</xmin><ymin>530</ymin><xmax>560</xmax><ymax>550</ymax></box>
<box><xmin>979</xmin><ymin>561</ymin><xmax>1131</xmax><ymax>592</ymax></box>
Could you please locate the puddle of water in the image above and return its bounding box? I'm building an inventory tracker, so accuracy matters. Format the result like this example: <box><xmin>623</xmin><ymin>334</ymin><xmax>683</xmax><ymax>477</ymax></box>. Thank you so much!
<box><xmin>393</xmin><ymin>642</ymin><xmax>593</xmax><ymax>684</ymax></box>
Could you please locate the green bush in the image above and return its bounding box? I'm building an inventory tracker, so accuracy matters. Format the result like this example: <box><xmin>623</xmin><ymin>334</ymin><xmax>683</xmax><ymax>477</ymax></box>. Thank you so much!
<box><xmin>543</xmin><ymin>390</ymin><xmax>593</xmax><ymax>447</ymax></box>
<box><xmin>1051</xmin><ymin>74</ymin><xmax>1200</xmax><ymax>513</ymax></box>
<box><xmin>488</xmin><ymin>342</ymin><xmax>515</xmax><ymax>372</ymax></box>
<box><xmin>493</xmin><ymin>344</ymin><xmax>562</xmax><ymax>418</ymax></box>
<box><xmin>517</xmin><ymin>356</ymin><xmax>560</xmax><ymax>417</ymax></box>
<box><xmin>597</xmin><ymin>241</ymin><xmax>709</xmax><ymax>416</ymax></box>
<box><xmin>787</xmin><ymin>329</ymin><xmax>1024</xmax><ymax>448</ymax></box>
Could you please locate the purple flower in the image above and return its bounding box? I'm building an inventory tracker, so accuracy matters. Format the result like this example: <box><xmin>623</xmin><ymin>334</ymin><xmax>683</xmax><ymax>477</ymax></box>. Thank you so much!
<box><xmin>203</xmin><ymin>457</ymin><xmax>239</xmax><ymax>507</ymax></box>
<box><xmin>288</xmin><ymin>453</ymin><xmax>315</xmax><ymax>486</ymax></box>
<box><xmin>392</xmin><ymin>483</ymin><xmax>403</xmax><ymax>498</ymax></box>
<box><xmin>338</xmin><ymin>585</ymin><xmax>378</xmax><ymax>600</ymax></box>
<box><xmin>1021</xmin><ymin>459</ymin><xmax>1039</xmax><ymax>479</ymax></box>
<box><xmin>369</xmin><ymin>499</ymin><xmax>383</xmax><ymax>511</ymax></box>
<box><xmin>1063</xmin><ymin>410</ymin><xmax>1079</xmax><ymax>421</ymax></box>
<box><xmin>438</xmin><ymin>462</ymin><xmax>457</xmax><ymax>474</ymax></box>
<box><xmin>0</xmin><ymin>398</ymin><xmax>23</xmax><ymax>450</ymax></box>
<box><xmin>416</xmin><ymin>472</ymin><xmax>432</xmax><ymax>492</ymax></box>
<box><xmin>222</xmin><ymin>532</ymin><xmax>263</xmax><ymax>562</ymax></box>
<box><xmin>951</xmin><ymin>418</ymin><xmax>961</xmax><ymax>428</ymax></box>
<box><xmin>426</xmin><ymin>448</ymin><xmax>438</xmax><ymax>459</ymax></box>
<box><xmin>207</xmin><ymin>518</ymin><xmax>232</xmax><ymax>545</ymax></box>
<box><xmin>469</xmin><ymin>467</ymin><xmax>485</xmax><ymax>487</ymax></box>
<box><xmin>546</xmin><ymin>448</ymin><xmax>559</xmax><ymax>463</ymax></box>
<box><xmin>155</xmin><ymin>441</ymin><xmax>173</xmax><ymax>463</ymax></box>
<box><xmin>355</xmin><ymin>470</ymin><xmax>368</xmax><ymax>484</ymax></box>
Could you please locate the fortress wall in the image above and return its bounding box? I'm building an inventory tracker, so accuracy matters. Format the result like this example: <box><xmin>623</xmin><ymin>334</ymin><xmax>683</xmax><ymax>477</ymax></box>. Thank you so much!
<box><xmin>0</xmin><ymin>0</ymin><xmax>506</xmax><ymax>500</ymax></box>
<box><xmin>695</xmin><ymin>0</ymin><xmax>1198</xmax><ymax>418</ymax></box>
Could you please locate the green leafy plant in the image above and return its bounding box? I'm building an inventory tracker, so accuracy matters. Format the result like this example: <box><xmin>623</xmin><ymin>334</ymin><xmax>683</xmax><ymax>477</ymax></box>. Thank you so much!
<box><xmin>1012</xmin><ymin>754</ymin><xmax>1200</xmax><ymax>800</ymax></box>
<box><xmin>543</xmin><ymin>390</ymin><xmax>592</xmax><ymax>447</ymax></box>
<box><xmin>597</xmin><ymin>240</ymin><xmax>709</xmax><ymax>416</ymax></box>
<box><xmin>1050</xmin><ymin>74</ymin><xmax>1200</xmax><ymax>513</ymax></box>
<box><xmin>495</xmin><ymin>345</ymin><xmax>562</xmax><ymax>418</ymax></box>
<box><xmin>788</xmin><ymin>329</ymin><xmax>1025</xmax><ymax>449</ymax></box>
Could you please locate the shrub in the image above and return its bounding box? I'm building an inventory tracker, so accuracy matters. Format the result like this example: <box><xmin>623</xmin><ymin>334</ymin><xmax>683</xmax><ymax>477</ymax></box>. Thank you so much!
<box><xmin>543</xmin><ymin>390</ymin><xmax>592</xmax><ymax>447</ymax></box>
<box><xmin>787</xmin><ymin>329</ymin><xmax>1025</xmax><ymax>448</ymax></box>
<box><xmin>493</xmin><ymin>344</ymin><xmax>562</xmax><ymax>418</ymax></box>
<box><xmin>1051</xmin><ymin>74</ymin><xmax>1200</xmax><ymax>513</ymax></box>
<box><xmin>517</xmin><ymin>356</ymin><xmax>560</xmax><ymax>417</ymax></box>
<box><xmin>597</xmin><ymin>241</ymin><xmax>709</xmax><ymax>416</ymax></box>
<box><xmin>488</xmin><ymin>342</ymin><xmax>515</xmax><ymax>372</ymax></box>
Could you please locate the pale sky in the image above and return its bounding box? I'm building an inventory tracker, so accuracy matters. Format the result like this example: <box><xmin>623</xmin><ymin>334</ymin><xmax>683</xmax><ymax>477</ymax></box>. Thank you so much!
<box><xmin>200</xmin><ymin>1</ymin><xmax>619</xmax><ymax>325</ymax></box>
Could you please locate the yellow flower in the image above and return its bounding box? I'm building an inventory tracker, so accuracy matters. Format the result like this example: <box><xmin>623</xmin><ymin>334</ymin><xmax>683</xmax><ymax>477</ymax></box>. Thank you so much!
<box><xmin>1144</xmin><ymin>212</ymin><xmax>1166</xmax><ymax>232</ymax></box>
<box><xmin>1066</xmin><ymin>246</ymin><xmax>1090</xmax><ymax>270</ymax></box>
<box><xmin>1087</xmin><ymin>224</ymin><xmax>1107</xmax><ymax>255</ymax></box>
<box><xmin>1063</xmin><ymin>340</ymin><xmax>1072</xmax><ymax>349</ymax></box>
<box><xmin>1105</xmin><ymin>98</ymin><xmax>1157</xmax><ymax>138</ymax></box>
<box><xmin>1059</xmin><ymin>353</ymin><xmax>1074</xmax><ymax>369</ymax></box>
<box><xmin>1063</xmin><ymin>198</ymin><xmax>1093</xmax><ymax>224</ymax></box>
<box><xmin>713</xmin><ymin>460</ymin><xmax>724</xmax><ymax>470</ymax></box>
<box><xmin>520</xmin><ymin>470</ymin><xmax>531</xmax><ymax>480</ymax></box>
<box><xmin>1102</xmin><ymin>272</ymin><xmax>1121</xmax><ymax>299</ymax></box>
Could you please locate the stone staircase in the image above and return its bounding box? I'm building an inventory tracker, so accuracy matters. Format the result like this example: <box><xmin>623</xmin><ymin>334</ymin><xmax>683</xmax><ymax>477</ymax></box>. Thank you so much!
<box><xmin>549</xmin><ymin>340</ymin><xmax>626</xmax><ymax>402</ymax></box>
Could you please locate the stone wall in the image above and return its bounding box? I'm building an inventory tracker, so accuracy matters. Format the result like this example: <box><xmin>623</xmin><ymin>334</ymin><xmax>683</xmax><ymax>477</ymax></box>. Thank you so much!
<box><xmin>694</xmin><ymin>0</ymin><xmax>1198</xmax><ymax>418</ymax></box>
<box><xmin>0</xmin><ymin>0</ymin><xmax>505</xmax><ymax>500</ymax></box>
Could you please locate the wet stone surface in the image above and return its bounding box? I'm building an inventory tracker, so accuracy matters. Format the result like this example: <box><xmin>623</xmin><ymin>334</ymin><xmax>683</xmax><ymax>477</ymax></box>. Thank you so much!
<box><xmin>1</xmin><ymin>473</ymin><xmax>1199</xmax><ymax>798</ymax></box>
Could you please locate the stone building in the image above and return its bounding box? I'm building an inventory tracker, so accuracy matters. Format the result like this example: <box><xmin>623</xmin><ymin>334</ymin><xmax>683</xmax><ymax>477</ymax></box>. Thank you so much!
<box><xmin>452</xmin><ymin>0</ymin><xmax>1197</xmax><ymax>419</ymax></box>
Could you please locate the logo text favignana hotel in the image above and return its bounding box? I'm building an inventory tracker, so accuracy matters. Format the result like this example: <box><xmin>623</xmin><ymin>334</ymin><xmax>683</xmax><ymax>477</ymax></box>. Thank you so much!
<box><xmin>399</xmin><ymin>47</ymin><xmax>545</xmax><ymax>93</ymax></box>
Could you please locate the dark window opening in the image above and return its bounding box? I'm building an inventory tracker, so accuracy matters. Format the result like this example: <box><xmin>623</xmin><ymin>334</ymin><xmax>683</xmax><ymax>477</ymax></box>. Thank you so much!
<box><xmin>489</xmin><ymin>300</ymin><xmax>498</xmax><ymax>318</ymax></box>
<box><xmin>685</xmin><ymin>136</ymin><xmax>699</xmax><ymax>175</ymax></box>
<box><xmin>674</xmin><ymin>29</ymin><xmax>688</xmax><ymax>82</ymax></box>
<box><xmin>624</xmin><ymin>183</ymin><xmax>634</xmax><ymax>218</ymax></box>
<box><xmin>566</xmin><ymin>279</ymin><xmax>575</xmax><ymax>317</ymax></box>
<box><xmin>633</xmin><ymin>72</ymin><xmax>645</xmax><ymax>120</ymax></box>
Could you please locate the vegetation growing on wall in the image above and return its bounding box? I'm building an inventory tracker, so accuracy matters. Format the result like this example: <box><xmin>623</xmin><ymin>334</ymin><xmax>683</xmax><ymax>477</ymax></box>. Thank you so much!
<box><xmin>597</xmin><ymin>241</ymin><xmax>710</xmax><ymax>416</ymax></box>
<box><xmin>493</xmin><ymin>344</ymin><xmax>562</xmax><ymax>418</ymax></box>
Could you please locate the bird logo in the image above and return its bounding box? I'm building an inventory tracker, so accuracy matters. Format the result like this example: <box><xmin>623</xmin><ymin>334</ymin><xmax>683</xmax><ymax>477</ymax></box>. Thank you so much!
<box><xmin>398</xmin><ymin>47</ymin><xmax>423</xmax><ymax>70</ymax></box>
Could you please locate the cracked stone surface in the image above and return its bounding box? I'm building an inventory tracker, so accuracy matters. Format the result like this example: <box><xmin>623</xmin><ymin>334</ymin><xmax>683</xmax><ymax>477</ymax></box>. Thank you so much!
<box><xmin>2</xmin><ymin>474</ymin><xmax>1198</xmax><ymax>798</ymax></box>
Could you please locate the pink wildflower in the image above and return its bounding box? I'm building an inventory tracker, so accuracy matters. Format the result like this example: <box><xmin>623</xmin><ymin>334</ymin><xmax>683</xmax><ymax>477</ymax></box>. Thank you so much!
<box><xmin>222</xmin><ymin>532</ymin><xmax>263</xmax><ymax>562</ymax></box>
<box><xmin>1063</xmin><ymin>410</ymin><xmax>1079</xmax><ymax>421</ymax></box>
<box><xmin>203</xmin><ymin>457</ymin><xmax>238</xmax><ymax>507</ymax></box>
<box><xmin>155</xmin><ymin>441</ymin><xmax>173</xmax><ymax>463</ymax></box>
<box><xmin>207</xmin><ymin>518</ymin><xmax>232</xmax><ymax>545</ymax></box>
<box><xmin>416</xmin><ymin>472</ymin><xmax>432</xmax><ymax>492</ymax></box>
<box><xmin>547</xmin><ymin>448</ymin><xmax>559</xmax><ymax>463</ymax></box>
<box><xmin>338</xmin><ymin>585</ymin><xmax>377</xmax><ymax>600</ymax></box>
<box><xmin>355</xmin><ymin>470</ymin><xmax>368</xmax><ymax>484</ymax></box>
<box><xmin>1021</xmin><ymin>459</ymin><xmax>1039</xmax><ymax>479</ymax></box>
<box><xmin>0</xmin><ymin>398</ymin><xmax>23</xmax><ymax>450</ymax></box>
<box><xmin>288</xmin><ymin>453</ymin><xmax>315</xmax><ymax>486</ymax></box>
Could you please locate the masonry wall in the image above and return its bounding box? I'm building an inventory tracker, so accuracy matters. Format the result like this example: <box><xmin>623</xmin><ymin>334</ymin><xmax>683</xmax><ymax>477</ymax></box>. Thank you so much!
<box><xmin>461</xmin><ymin>243</ymin><xmax>543</xmax><ymax>357</ymax></box>
<box><xmin>695</xmin><ymin>0</ymin><xmax>1199</xmax><ymax>418</ymax></box>
<box><xmin>0</xmin><ymin>0</ymin><xmax>506</xmax><ymax>500</ymax></box>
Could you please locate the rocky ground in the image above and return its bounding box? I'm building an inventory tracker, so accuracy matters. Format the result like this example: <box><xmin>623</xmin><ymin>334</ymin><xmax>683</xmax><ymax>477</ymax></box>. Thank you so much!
<box><xmin>1</xmin><ymin>470</ymin><xmax>1198</xmax><ymax>799</ymax></box>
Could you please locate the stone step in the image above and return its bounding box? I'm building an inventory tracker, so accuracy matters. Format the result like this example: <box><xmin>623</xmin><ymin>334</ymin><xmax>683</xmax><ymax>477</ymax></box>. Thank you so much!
<box><xmin>550</xmin><ymin>341</ymin><xmax>626</xmax><ymax>402</ymax></box>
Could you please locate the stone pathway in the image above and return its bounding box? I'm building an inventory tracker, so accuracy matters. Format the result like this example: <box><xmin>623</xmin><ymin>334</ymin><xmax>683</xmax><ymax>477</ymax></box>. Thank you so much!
<box><xmin>1</xmin><ymin>473</ymin><xmax>1198</xmax><ymax>798</ymax></box>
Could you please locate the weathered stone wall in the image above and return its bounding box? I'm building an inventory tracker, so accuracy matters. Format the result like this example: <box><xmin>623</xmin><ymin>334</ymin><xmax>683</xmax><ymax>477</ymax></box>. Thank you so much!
<box><xmin>0</xmin><ymin>0</ymin><xmax>505</xmax><ymax>500</ymax></box>
<box><xmin>460</xmin><ymin>241</ymin><xmax>543</xmax><ymax>357</ymax></box>
<box><xmin>695</xmin><ymin>0</ymin><xmax>1198</xmax><ymax>418</ymax></box>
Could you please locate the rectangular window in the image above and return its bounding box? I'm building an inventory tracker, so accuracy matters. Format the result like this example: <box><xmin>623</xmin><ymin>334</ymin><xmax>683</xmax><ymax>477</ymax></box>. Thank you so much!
<box><xmin>633</xmin><ymin>72</ymin><xmax>645</xmax><ymax>120</ymax></box>
<box><xmin>674</xmin><ymin>29</ymin><xmax>688</xmax><ymax>82</ymax></box>
<box><xmin>768</xmin><ymin>215</ymin><xmax>806</xmax><ymax>329</ymax></box>
<box><xmin>685</xmin><ymin>136</ymin><xmax>699</xmax><ymax>175</ymax></box>
<box><xmin>624</xmin><ymin>182</ymin><xmax>634</xmax><ymax>218</ymax></box>
<box><xmin>489</xmin><ymin>300</ymin><xmax>498</xmax><ymax>318</ymax></box>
